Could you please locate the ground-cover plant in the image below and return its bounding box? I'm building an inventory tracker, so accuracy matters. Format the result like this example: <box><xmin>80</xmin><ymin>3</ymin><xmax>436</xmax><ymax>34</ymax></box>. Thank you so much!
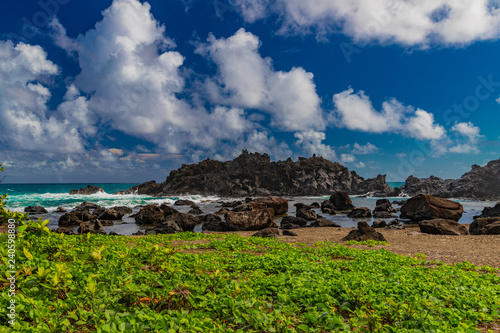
<box><xmin>345</xmin><ymin>240</ymin><xmax>389</xmax><ymax>247</ymax></box>
<box><xmin>0</xmin><ymin>229</ymin><xmax>499</xmax><ymax>332</ymax></box>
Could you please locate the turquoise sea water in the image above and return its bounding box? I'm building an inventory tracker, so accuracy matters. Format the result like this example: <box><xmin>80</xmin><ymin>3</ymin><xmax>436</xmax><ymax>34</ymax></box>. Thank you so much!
<box><xmin>388</xmin><ymin>182</ymin><xmax>404</xmax><ymax>188</ymax></box>
<box><xmin>0</xmin><ymin>183</ymin><xmax>219</xmax><ymax>212</ymax></box>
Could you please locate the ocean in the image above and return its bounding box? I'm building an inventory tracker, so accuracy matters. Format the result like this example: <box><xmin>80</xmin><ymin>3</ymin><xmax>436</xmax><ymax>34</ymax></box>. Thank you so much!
<box><xmin>0</xmin><ymin>182</ymin><xmax>493</xmax><ymax>235</ymax></box>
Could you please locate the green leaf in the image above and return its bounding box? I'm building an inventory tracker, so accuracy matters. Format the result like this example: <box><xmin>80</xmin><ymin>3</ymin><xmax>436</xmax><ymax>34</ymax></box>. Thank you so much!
<box><xmin>23</xmin><ymin>247</ymin><xmax>33</xmax><ymax>261</ymax></box>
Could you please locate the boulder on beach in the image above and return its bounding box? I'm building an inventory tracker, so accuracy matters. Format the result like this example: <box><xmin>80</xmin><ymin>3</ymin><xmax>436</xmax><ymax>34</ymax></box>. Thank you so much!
<box><xmin>342</xmin><ymin>221</ymin><xmax>387</xmax><ymax>242</ymax></box>
<box><xmin>469</xmin><ymin>217</ymin><xmax>500</xmax><ymax>235</ymax></box>
<box><xmin>321</xmin><ymin>200</ymin><xmax>336</xmax><ymax>215</ymax></box>
<box><xmin>59</xmin><ymin>211</ymin><xmax>95</xmax><ymax>226</ymax></box>
<box><xmin>252</xmin><ymin>227</ymin><xmax>279</xmax><ymax>238</ymax></box>
<box><xmin>253</xmin><ymin>196</ymin><xmax>289</xmax><ymax>215</ymax></box>
<box><xmin>329</xmin><ymin>191</ymin><xmax>354</xmax><ymax>211</ymax></box>
<box><xmin>201</xmin><ymin>214</ymin><xmax>230</xmax><ymax>232</ymax></box>
<box><xmin>310</xmin><ymin>218</ymin><xmax>340</xmax><ymax>228</ymax></box>
<box><xmin>348</xmin><ymin>207</ymin><xmax>372</xmax><ymax>218</ymax></box>
<box><xmin>164</xmin><ymin>213</ymin><xmax>199</xmax><ymax>232</ymax></box>
<box><xmin>225</xmin><ymin>209</ymin><xmax>276</xmax><ymax>231</ymax></box>
<box><xmin>371</xmin><ymin>220</ymin><xmax>387</xmax><ymax>228</ymax></box>
<box><xmin>419</xmin><ymin>219</ymin><xmax>469</xmax><ymax>236</ymax></box>
<box><xmin>24</xmin><ymin>206</ymin><xmax>48</xmax><ymax>214</ymax></box>
<box><xmin>280</xmin><ymin>216</ymin><xmax>308</xmax><ymax>227</ymax></box>
<box><xmin>70</xmin><ymin>185</ymin><xmax>105</xmax><ymax>195</ymax></box>
<box><xmin>296</xmin><ymin>208</ymin><xmax>318</xmax><ymax>221</ymax></box>
<box><xmin>97</xmin><ymin>208</ymin><xmax>124</xmax><ymax>221</ymax></box>
<box><xmin>77</xmin><ymin>220</ymin><xmax>106</xmax><ymax>234</ymax></box>
<box><xmin>150</xmin><ymin>221</ymin><xmax>183</xmax><ymax>234</ymax></box>
<box><xmin>112</xmin><ymin>206</ymin><xmax>133</xmax><ymax>215</ymax></box>
<box><xmin>478</xmin><ymin>203</ymin><xmax>500</xmax><ymax>218</ymax></box>
<box><xmin>400</xmin><ymin>194</ymin><xmax>463</xmax><ymax>222</ymax></box>
<box><xmin>233</xmin><ymin>202</ymin><xmax>268</xmax><ymax>212</ymax></box>
<box><xmin>135</xmin><ymin>205</ymin><xmax>166</xmax><ymax>225</ymax></box>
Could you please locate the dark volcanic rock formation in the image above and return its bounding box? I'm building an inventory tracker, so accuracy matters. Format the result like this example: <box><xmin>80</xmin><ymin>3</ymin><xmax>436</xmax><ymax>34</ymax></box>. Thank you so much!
<box><xmin>419</xmin><ymin>219</ymin><xmax>469</xmax><ymax>236</ymax></box>
<box><xmin>70</xmin><ymin>185</ymin><xmax>105</xmax><ymax>195</ymax></box>
<box><xmin>24</xmin><ymin>206</ymin><xmax>48</xmax><ymax>214</ymax></box>
<box><xmin>400</xmin><ymin>176</ymin><xmax>450</xmax><ymax>197</ymax></box>
<box><xmin>469</xmin><ymin>217</ymin><xmax>500</xmax><ymax>235</ymax></box>
<box><xmin>342</xmin><ymin>221</ymin><xmax>387</xmax><ymax>242</ymax></box>
<box><xmin>400</xmin><ymin>158</ymin><xmax>500</xmax><ymax>199</ymax></box>
<box><xmin>119</xmin><ymin>151</ymin><xmax>393</xmax><ymax>197</ymax></box>
<box><xmin>400</xmin><ymin>194</ymin><xmax>463</xmax><ymax>222</ymax></box>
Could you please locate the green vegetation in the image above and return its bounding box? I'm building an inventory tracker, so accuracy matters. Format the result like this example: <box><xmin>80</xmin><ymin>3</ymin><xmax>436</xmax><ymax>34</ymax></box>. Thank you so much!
<box><xmin>345</xmin><ymin>240</ymin><xmax>389</xmax><ymax>247</ymax></box>
<box><xmin>1</xmin><ymin>228</ymin><xmax>499</xmax><ymax>332</ymax></box>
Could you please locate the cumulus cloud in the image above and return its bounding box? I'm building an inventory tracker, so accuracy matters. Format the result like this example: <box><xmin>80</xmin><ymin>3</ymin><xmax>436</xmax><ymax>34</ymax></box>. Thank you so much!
<box><xmin>331</xmin><ymin>88</ymin><xmax>446</xmax><ymax>141</ymax></box>
<box><xmin>0</xmin><ymin>40</ymin><xmax>89</xmax><ymax>154</ymax></box>
<box><xmin>196</xmin><ymin>28</ymin><xmax>324</xmax><ymax>132</ymax></box>
<box><xmin>231</xmin><ymin>0</ymin><xmax>500</xmax><ymax>47</ymax></box>
<box><xmin>340</xmin><ymin>154</ymin><xmax>356</xmax><ymax>163</ymax></box>
<box><xmin>448</xmin><ymin>122</ymin><xmax>482</xmax><ymax>153</ymax></box>
<box><xmin>352</xmin><ymin>142</ymin><xmax>379</xmax><ymax>155</ymax></box>
<box><xmin>294</xmin><ymin>130</ymin><xmax>337</xmax><ymax>161</ymax></box>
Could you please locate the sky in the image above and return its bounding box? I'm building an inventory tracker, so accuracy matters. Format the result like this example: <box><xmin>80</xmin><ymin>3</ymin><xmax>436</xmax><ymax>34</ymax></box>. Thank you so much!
<box><xmin>1</xmin><ymin>0</ymin><xmax>500</xmax><ymax>183</ymax></box>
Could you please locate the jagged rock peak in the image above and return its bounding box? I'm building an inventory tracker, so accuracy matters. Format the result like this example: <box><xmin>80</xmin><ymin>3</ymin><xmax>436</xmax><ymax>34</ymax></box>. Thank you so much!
<box><xmin>119</xmin><ymin>151</ymin><xmax>393</xmax><ymax>197</ymax></box>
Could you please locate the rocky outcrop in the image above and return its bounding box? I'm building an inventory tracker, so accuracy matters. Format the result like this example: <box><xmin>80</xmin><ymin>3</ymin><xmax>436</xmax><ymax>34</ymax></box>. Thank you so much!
<box><xmin>419</xmin><ymin>219</ymin><xmax>469</xmax><ymax>236</ymax></box>
<box><xmin>70</xmin><ymin>185</ymin><xmax>105</xmax><ymax>195</ymax></box>
<box><xmin>400</xmin><ymin>158</ymin><xmax>500</xmax><ymax>200</ymax></box>
<box><xmin>24</xmin><ymin>206</ymin><xmax>48</xmax><ymax>214</ymax></box>
<box><xmin>477</xmin><ymin>203</ymin><xmax>500</xmax><ymax>218</ymax></box>
<box><xmin>280</xmin><ymin>216</ymin><xmax>308</xmax><ymax>227</ymax></box>
<box><xmin>59</xmin><ymin>211</ymin><xmax>95</xmax><ymax>226</ymax></box>
<box><xmin>134</xmin><ymin>205</ymin><xmax>166</xmax><ymax>225</ymax></box>
<box><xmin>469</xmin><ymin>217</ymin><xmax>500</xmax><ymax>235</ymax></box>
<box><xmin>225</xmin><ymin>209</ymin><xmax>276</xmax><ymax>231</ymax></box>
<box><xmin>296</xmin><ymin>208</ymin><xmax>318</xmax><ymax>221</ymax></box>
<box><xmin>373</xmin><ymin>199</ymin><xmax>397</xmax><ymax>218</ymax></box>
<box><xmin>342</xmin><ymin>221</ymin><xmax>387</xmax><ymax>242</ymax></box>
<box><xmin>348</xmin><ymin>207</ymin><xmax>372</xmax><ymax>218</ymax></box>
<box><xmin>77</xmin><ymin>220</ymin><xmax>106</xmax><ymax>234</ymax></box>
<box><xmin>310</xmin><ymin>218</ymin><xmax>340</xmax><ymax>228</ymax></box>
<box><xmin>252</xmin><ymin>227</ymin><xmax>279</xmax><ymax>238</ymax></box>
<box><xmin>400</xmin><ymin>194</ymin><xmax>463</xmax><ymax>222</ymax></box>
<box><xmin>201</xmin><ymin>214</ymin><xmax>229</xmax><ymax>232</ymax></box>
<box><xmin>329</xmin><ymin>191</ymin><xmax>354</xmax><ymax>211</ymax></box>
<box><xmin>119</xmin><ymin>151</ymin><xmax>393</xmax><ymax>197</ymax></box>
<box><xmin>253</xmin><ymin>196</ymin><xmax>289</xmax><ymax>215</ymax></box>
<box><xmin>400</xmin><ymin>176</ymin><xmax>450</xmax><ymax>197</ymax></box>
<box><xmin>97</xmin><ymin>209</ymin><xmax>123</xmax><ymax>221</ymax></box>
<box><xmin>115</xmin><ymin>181</ymin><xmax>159</xmax><ymax>195</ymax></box>
<box><xmin>163</xmin><ymin>213</ymin><xmax>199</xmax><ymax>232</ymax></box>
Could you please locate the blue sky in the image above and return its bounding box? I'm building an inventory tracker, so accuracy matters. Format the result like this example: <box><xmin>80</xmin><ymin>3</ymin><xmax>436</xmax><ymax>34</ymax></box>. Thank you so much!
<box><xmin>1</xmin><ymin>0</ymin><xmax>499</xmax><ymax>183</ymax></box>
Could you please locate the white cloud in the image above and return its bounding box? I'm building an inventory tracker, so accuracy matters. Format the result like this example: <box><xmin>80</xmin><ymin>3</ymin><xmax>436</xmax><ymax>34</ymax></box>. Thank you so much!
<box><xmin>406</xmin><ymin>110</ymin><xmax>446</xmax><ymax>140</ymax></box>
<box><xmin>451</xmin><ymin>122</ymin><xmax>481</xmax><ymax>142</ymax></box>
<box><xmin>231</xmin><ymin>0</ymin><xmax>500</xmax><ymax>47</ymax></box>
<box><xmin>340</xmin><ymin>153</ymin><xmax>356</xmax><ymax>163</ymax></box>
<box><xmin>0</xmin><ymin>40</ymin><xmax>88</xmax><ymax>154</ymax></box>
<box><xmin>352</xmin><ymin>142</ymin><xmax>379</xmax><ymax>154</ymax></box>
<box><xmin>355</xmin><ymin>161</ymin><xmax>366</xmax><ymax>168</ymax></box>
<box><xmin>332</xmin><ymin>88</ymin><xmax>446</xmax><ymax>140</ymax></box>
<box><xmin>196</xmin><ymin>28</ymin><xmax>324</xmax><ymax>132</ymax></box>
<box><xmin>448</xmin><ymin>121</ymin><xmax>482</xmax><ymax>153</ymax></box>
<box><xmin>294</xmin><ymin>130</ymin><xmax>337</xmax><ymax>161</ymax></box>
